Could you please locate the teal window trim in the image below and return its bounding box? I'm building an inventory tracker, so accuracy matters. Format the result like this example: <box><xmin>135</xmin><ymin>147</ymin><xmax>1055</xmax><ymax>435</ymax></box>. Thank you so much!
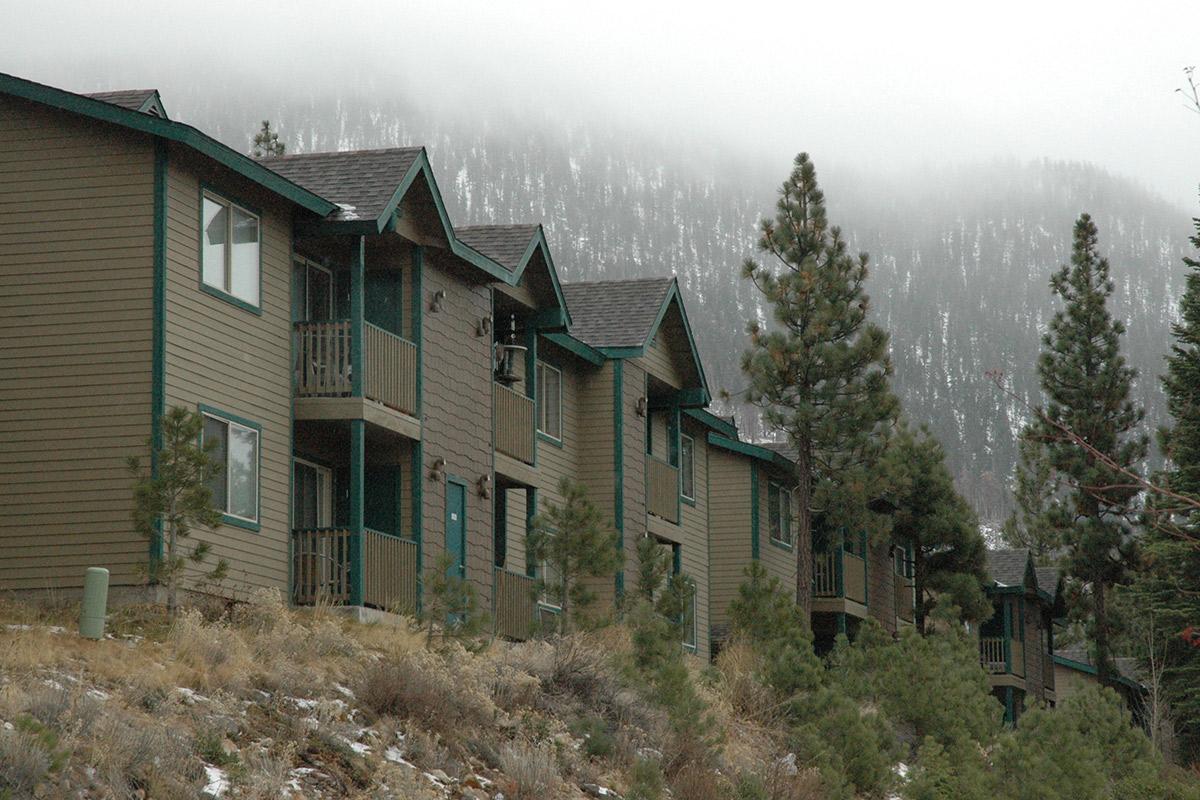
<box><xmin>197</xmin><ymin>184</ymin><xmax>263</xmax><ymax>315</ymax></box>
<box><xmin>535</xmin><ymin>360</ymin><xmax>563</xmax><ymax>444</ymax></box>
<box><xmin>680</xmin><ymin>433</ymin><xmax>696</xmax><ymax>505</ymax></box>
<box><xmin>198</xmin><ymin>403</ymin><xmax>262</xmax><ymax>532</ymax></box>
<box><xmin>749</xmin><ymin>466</ymin><xmax>760</xmax><ymax>560</ymax></box>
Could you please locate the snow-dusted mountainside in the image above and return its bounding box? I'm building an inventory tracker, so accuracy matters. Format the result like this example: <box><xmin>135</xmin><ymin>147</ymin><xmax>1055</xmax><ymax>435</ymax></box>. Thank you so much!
<box><xmin>176</xmin><ymin>87</ymin><xmax>1195</xmax><ymax>521</ymax></box>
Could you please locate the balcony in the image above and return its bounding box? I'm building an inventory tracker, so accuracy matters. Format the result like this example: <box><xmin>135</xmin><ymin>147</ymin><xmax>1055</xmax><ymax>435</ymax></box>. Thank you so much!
<box><xmin>292</xmin><ymin>527</ymin><xmax>418</xmax><ymax>613</ymax></box>
<box><xmin>294</xmin><ymin>320</ymin><xmax>419</xmax><ymax>422</ymax></box>
<box><xmin>979</xmin><ymin>636</ymin><xmax>1026</xmax><ymax>687</ymax></box>
<box><xmin>494</xmin><ymin>568</ymin><xmax>537</xmax><ymax>640</ymax></box>
<box><xmin>812</xmin><ymin>547</ymin><xmax>868</xmax><ymax>618</ymax></box>
<box><xmin>647</xmin><ymin>456</ymin><xmax>679</xmax><ymax>524</ymax></box>
<box><xmin>494</xmin><ymin>383</ymin><xmax>536</xmax><ymax>465</ymax></box>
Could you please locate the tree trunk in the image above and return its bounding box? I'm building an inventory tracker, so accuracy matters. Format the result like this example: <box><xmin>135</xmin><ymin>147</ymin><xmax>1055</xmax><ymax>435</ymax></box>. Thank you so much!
<box><xmin>795</xmin><ymin>441</ymin><xmax>813</xmax><ymax>620</ymax></box>
<box><xmin>914</xmin><ymin>549</ymin><xmax>927</xmax><ymax>635</ymax></box>
<box><xmin>1094</xmin><ymin>579</ymin><xmax>1113</xmax><ymax>684</ymax></box>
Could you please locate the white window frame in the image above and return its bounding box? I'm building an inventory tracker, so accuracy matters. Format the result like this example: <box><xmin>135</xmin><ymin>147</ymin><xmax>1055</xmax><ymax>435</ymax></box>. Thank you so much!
<box><xmin>202</xmin><ymin>410</ymin><xmax>260</xmax><ymax>525</ymax></box>
<box><xmin>201</xmin><ymin>190</ymin><xmax>261</xmax><ymax>308</ymax></box>
<box><xmin>680</xmin><ymin>434</ymin><xmax>695</xmax><ymax>501</ymax></box>
<box><xmin>301</xmin><ymin>258</ymin><xmax>334</xmax><ymax>322</ymax></box>
<box><xmin>292</xmin><ymin>457</ymin><xmax>333</xmax><ymax>529</ymax></box>
<box><xmin>769</xmin><ymin>481</ymin><xmax>793</xmax><ymax>548</ymax></box>
<box><xmin>537</xmin><ymin>527</ymin><xmax>563</xmax><ymax>611</ymax></box>
<box><xmin>537</xmin><ymin>361</ymin><xmax>563</xmax><ymax>442</ymax></box>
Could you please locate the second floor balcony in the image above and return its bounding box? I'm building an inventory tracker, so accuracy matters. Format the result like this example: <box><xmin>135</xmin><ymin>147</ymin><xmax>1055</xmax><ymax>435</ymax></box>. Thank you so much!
<box><xmin>648</xmin><ymin>455</ymin><xmax>680</xmax><ymax>524</ymax></box>
<box><xmin>980</xmin><ymin>635</ymin><xmax>1026</xmax><ymax>681</ymax></box>
<box><xmin>494</xmin><ymin>382</ymin><xmax>535</xmax><ymax>465</ymax></box>
<box><xmin>813</xmin><ymin>547</ymin><xmax>867</xmax><ymax>607</ymax></box>
<box><xmin>294</xmin><ymin>319</ymin><xmax>419</xmax><ymax>419</ymax></box>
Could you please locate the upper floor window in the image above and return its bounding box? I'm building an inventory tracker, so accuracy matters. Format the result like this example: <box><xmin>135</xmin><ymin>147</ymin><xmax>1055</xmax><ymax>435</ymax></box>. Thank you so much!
<box><xmin>202</xmin><ymin>192</ymin><xmax>260</xmax><ymax>308</ymax></box>
<box><xmin>680</xmin><ymin>434</ymin><xmax>695</xmax><ymax>500</ymax></box>
<box><xmin>202</xmin><ymin>409</ymin><xmax>260</xmax><ymax>527</ymax></box>
<box><xmin>768</xmin><ymin>481</ymin><xmax>793</xmax><ymax>547</ymax></box>
<box><xmin>537</xmin><ymin>362</ymin><xmax>562</xmax><ymax>441</ymax></box>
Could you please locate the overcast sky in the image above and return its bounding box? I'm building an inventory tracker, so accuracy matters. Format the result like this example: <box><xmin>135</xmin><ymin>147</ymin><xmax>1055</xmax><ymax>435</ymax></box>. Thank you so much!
<box><xmin>4</xmin><ymin>0</ymin><xmax>1199</xmax><ymax>208</ymax></box>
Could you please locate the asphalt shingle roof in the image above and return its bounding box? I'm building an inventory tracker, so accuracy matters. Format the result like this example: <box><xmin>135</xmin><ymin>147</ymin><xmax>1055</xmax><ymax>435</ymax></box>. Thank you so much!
<box><xmin>261</xmin><ymin>148</ymin><xmax>423</xmax><ymax>223</ymax></box>
<box><xmin>562</xmin><ymin>277</ymin><xmax>674</xmax><ymax>349</ymax></box>
<box><xmin>986</xmin><ymin>548</ymin><xmax>1031</xmax><ymax>587</ymax></box>
<box><xmin>1056</xmin><ymin>647</ymin><xmax>1143</xmax><ymax>684</ymax></box>
<box><xmin>1035</xmin><ymin>566</ymin><xmax>1060</xmax><ymax>595</ymax></box>
<box><xmin>83</xmin><ymin>89</ymin><xmax>159</xmax><ymax>113</ymax></box>
<box><xmin>456</xmin><ymin>225</ymin><xmax>540</xmax><ymax>272</ymax></box>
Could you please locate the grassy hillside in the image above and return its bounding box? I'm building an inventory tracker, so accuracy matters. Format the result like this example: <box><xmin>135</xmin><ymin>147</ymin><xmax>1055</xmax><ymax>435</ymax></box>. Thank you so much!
<box><xmin>0</xmin><ymin>589</ymin><xmax>1195</xmax><ymax>799</ymax></box>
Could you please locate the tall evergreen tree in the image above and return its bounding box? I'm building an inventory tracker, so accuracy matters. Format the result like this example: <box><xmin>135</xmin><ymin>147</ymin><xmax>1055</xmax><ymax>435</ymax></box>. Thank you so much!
<box><xmin>252</xmin><ymin>120</ymin><xmax>285</xmax><ymax>158</ymax></box>
<box><xmin>741</xmin><ymin>153</ymin><xmax>899</xmax><ymax>615</ymax></box>
<box><xmin>1000</xmin><ymin>431</ymin><xmax>1063</xmax><ymax>564</ymax></box>
<box><xmin>884</xmin><ymin>423</ymin><xmax>990</xmax><ymax>631</ymax></box>
<box><xmin>1135</xmin><ymin>213</ymin><xmax>1200</xmax><ymax>760</ymax></box>
<box><xmin>1034</xmin><ymin>213</ymin><xmax>1148</xmax><ymax>682</ymax></box>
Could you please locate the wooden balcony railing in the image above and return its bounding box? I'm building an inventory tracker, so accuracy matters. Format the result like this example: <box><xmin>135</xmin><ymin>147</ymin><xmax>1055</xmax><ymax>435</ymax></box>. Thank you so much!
<box><xmin>843</xmin><ymin>552</ymin><xmax>866</xmax><ymax>604</ymax></box>
<box><xmin>294</xmin><ymin>320</ymin><xmax>418</xmax><ymax>417</ymax></box>
<box><xmin>648</xmin><ymin>456</ymin><xmax>679</xmax><ymax>523</ymax></box>
<box><xmin>292</xmin><ymin>527</ymin><xmax>352</xmax><ymax>605</ymax></box>
<box><xmin>295</xmin><ymin>321</ymin><xmax>352</xmax><ymax>397</ymax></box>
<box><xmin>292</xmin><ymin>527</ymin><xmax>418</xmax><ymax>613</ymax></box>
<box><xmin>362</xmin><ymin>528</ymin><xmax>419</xmax><ymax>614</ymax></box>
<box><xmin>363</xmin><ymin>323</ymin><xmax>418</xmax><ymax>416</ymax></box>
<box><xmin>494</xmin><ymin>568</ymin><xmax>537</xmax><ymax>640</ymax></box>
<box><xmin>895</xmin><ymin>576</ymin><xmax>916</xmax><ymax>622</ymax></box>
<box><xmin>980</xmin><ymin>637</ymin><xmax>1007</xmax><ymax>673</ymax></box>
<box><xmin>494</xmin><ymin>383</ymin><xmax>535</xmax><ymax>464</ymax></box>
<box><xmin>813</xmin><ymin>550</ymin><xmax>838</xmax><ymax>597</ymax></box>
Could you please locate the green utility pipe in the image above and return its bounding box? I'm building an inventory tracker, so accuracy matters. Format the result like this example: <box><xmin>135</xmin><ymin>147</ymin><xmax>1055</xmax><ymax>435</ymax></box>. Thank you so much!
<box><xmin>79</xmin><ymin>567</ymin><xmax>109</xmax><ymax>639</ymax></box>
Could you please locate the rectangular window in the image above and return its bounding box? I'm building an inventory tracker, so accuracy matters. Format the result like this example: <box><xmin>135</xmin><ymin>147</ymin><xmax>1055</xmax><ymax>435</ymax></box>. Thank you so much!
<box><xmin>680</xmin><ymin>435</ymin><xmax>695</xmax><ymax>500</ymax></box>
<box><xmin>202</xmin><ymin>410</ymin><xmax>260</xmax><ymax>526</ymax></box>
<box><xmin>768</xmin><ymin>482</ymin><xmax>792</xmax><ymax>546</ymax></box>
<box><xmin>202</xmin><ymin>192</ymin><xmax>260</xmax><ymax>308</ymax></box>
<box><xmin>683</xmin><ymin>579</ymin><xmax>697</xmax><ymax>650</ymax></box>
<box><xmin>293</xmin><ymin>458</ymin><xmax>332</xmax><ymax>529</ymax></box>
<box><xmin>537</xmin><ymin>362</ymin><xmax>562</xmax><ymax>440</ymax></box>
<box><xmin>538</xmin><ymin>529</ymin><xmax>562</xmax><ymax>609</ymax></box>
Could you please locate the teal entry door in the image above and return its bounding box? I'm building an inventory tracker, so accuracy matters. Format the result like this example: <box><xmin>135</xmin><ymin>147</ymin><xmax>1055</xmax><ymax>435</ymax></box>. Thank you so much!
<box><xmin>445</xmin><ymin>480</ymin><xmax>467</xmax><ymax>580</ymax></box>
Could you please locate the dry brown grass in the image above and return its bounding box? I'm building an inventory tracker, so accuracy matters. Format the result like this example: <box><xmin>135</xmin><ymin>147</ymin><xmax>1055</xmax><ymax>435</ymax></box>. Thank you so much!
<box><xmin>498</xmin><ymin>740</ymin><xmax>563</xmax><ymax>799</ymax></box>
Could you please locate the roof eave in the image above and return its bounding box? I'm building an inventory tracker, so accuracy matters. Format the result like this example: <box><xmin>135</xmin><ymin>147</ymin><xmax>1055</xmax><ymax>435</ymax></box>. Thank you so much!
<box><xmin>0</xmin><ymin>72</ymin><xmax>336</xmax><ymax>217</ymax></box>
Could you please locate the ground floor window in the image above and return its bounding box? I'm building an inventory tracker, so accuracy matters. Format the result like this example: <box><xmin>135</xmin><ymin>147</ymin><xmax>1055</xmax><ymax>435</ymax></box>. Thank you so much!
<box><xmin>201</xmin><ymin>407</ymin><xmax>260</xmax><ymax>528</ymax></box>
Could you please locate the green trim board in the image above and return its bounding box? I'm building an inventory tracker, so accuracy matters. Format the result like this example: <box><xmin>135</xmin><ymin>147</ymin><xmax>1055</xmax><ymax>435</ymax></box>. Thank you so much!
<box><xmin>706</xmin><ymin>433</ymin><xmax>794</xmax><ymax>471</ymax></box>
<box><xmin>750</xmin><ymin>465</ymin><xmax>760</xmax><ymax>561</ymax></box>
<box><xmin>348</xmin><ymin>418</ymin><xmax>366</xmax><ymax>605</ymax></box>
<box><xmin>0</xmin><ymin>72</ymin><xmax>335</xmax><ymax>216</ymax></box>
<box><xmin>613</xmin><ymin>361</ymin><xmax>625</xmax><ymax>597</ymax></box>
<box><xmin>541</xmin><ymin>332</ymin><xmax>605</xmax><ymax>366</ymax></box>
<box><xmin>684</xmin><ymin>408</ymin><xmax>737</xmax><ymax>439</ymax></box>
<box><xmin>197</xmin><ymin>403</ymin><xmax>263</xmax><ymax>532</ymax></box>
<box><xmin>149</xmin><ymin>137</ymin><xmax>167</xmax><ymax>565</ymax></box>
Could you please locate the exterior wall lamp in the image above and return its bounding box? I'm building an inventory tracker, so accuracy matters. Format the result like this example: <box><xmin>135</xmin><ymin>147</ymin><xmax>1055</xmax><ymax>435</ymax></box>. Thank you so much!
<box><xmin>430</xmin><ymin>289</ymin><xmax>446</xmax><ymax>313</ymax></box>
<box><xmin>476</xmin><ymin>315</ymin><xmax>492</xmax><ymax>337</ymax></box>
<box><xmin>477</xmin><ymin>473</ymin><xmax>493</xmax><ymax>499</ymax></box>
<box><xmin>429</xmin><ymin>457</ymin><xmax>446</xmax><ymax>481</ymax></box>
<box><xmin>635</xmin><ymin>396</ymin><xmax>648</xmax><ymax>417</ymax></box>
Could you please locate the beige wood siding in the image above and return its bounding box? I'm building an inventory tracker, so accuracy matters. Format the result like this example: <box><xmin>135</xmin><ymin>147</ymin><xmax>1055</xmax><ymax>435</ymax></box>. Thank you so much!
<box><xmin>575</xmin><ymin>363</ymin><xmax>617</xmax><ymax>607</ymax></box>
<box><xmin>419</xmin><ymin>251</ymin><xmax>495</xmax><ymax>603</ymax></box>
<box><xmin>163</xmin><ymin>145</ymin><xmax>294</xmax><ymax>598</ymax></box>
<box><xmin>0</xmin><ymin>97</ymin><xmax>154</xmax><ymax>590</ymax></box>
<box><xmin>867</xmin><ymin>539</ymin><xmax>898</xmax><ymax>634</ymax></box>
<box><xmin>620</xmin><ymin>362</ymin><xmax>648</xmax><ymax>580</ymax></box>
<box><xmin>707</xmin><ymin>448</ymin><xmax>752</xmax><ymax>636</ymax></box>
<box><xmin>638</xmin><ymin>333</ymin><xmax>684</xmax><ymax>389</ymax></box>
<box><xmin>678</xmin><ymin>419</ymin><xmax>710</xmax><ymax>659</ymax></box>
<box><xmin>760</xmin><ymin>464</ymin><xmax>799</xmax><ymax>602</ymax></box>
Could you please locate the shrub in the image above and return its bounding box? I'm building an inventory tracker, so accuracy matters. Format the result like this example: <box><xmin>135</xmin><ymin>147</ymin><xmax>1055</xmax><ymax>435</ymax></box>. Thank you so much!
<box><xmin>498</xmin><ymin>741</ymin><xmax>561</xmax><ymax>799</ymax></box>
<box><xmin>0</xmin><ymin>725</ymin><xmax>54</xmax><ymax>798</ymax></box>
<box><xmin>569</xmin><ymin>714</ymin><xmax>616</xmax><ymax>759</ymax></box>
<box><xmin>357</xmin><ymin>648</ymin><xmax>494</xmax><ymax>735</ymax></box>
<box><xmin>626</xmin><ymin>756</ymin><xmax>666</xmax><ymax>800</ymax></box>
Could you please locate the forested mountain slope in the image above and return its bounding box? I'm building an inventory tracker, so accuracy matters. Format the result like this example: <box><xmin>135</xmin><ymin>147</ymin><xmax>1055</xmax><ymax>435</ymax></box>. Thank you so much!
<box><xmin>174</xmin><ymin>86</ymin><xmax>1195</xmax><ymax>521</ymax></box>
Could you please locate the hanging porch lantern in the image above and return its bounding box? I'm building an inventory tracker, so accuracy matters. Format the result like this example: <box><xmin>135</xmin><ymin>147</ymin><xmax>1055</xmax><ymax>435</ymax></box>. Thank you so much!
<box><xmin>494</xmin><ymin>313</ymin><xmax>527</xmax><ymax>387</ymax></box>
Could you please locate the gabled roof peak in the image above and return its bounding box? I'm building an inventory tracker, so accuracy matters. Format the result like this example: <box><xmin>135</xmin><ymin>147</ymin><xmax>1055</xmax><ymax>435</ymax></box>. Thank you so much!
<box><xmin>83</xmin><ymin>88</ymin><xmax>167</xmax><ymax>118</ymax></box>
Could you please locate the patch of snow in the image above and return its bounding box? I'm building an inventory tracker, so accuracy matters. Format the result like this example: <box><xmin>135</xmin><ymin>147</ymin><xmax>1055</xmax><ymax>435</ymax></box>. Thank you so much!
<box><xmin>383</xmin><ymin>746</ymin><xmax>415</xmax><ymax>767</ymax></box>
<box><xmin>345</xmin><ymin>740</ymin><xmax>370</xmax><ymax>756</ymax></box>
<box><xmin>203</xmin><ymin>765</ymin><xmax>229</xmax><ymax>797</ymax></box>
<box><xmin>333</xmin><ymin>683</ymin><xmax>355</xmax><ymax>698</ymax></box>
<box><xmin>174</xmin><ymin>687</ymin><xmax>207</xmax><ymax>705</ymax></box>
<box><xmin>894</xmin><ymin>762</ymin><xmax>909</xmax><ymax>778</ymax></box>
<box><xmin>85</xmin><ymin>688</ymin><xmax>110</xmax><ymax>701</ymax></box>
<box><xmin>335</xmin><ymin>203</ymin><xmax>360</xmax><ymax>221</ymax></box>
<box><xmin>5</xmin><ymin>624</ymin><xmax>66</xmax><ymax>634</ymax></box>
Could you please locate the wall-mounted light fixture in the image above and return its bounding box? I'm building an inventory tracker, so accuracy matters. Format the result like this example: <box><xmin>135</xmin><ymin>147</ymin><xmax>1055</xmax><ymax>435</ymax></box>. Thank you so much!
<box><xmin>635</xmin><ymin>396</ymin><xmax>648</xmax><ymax>417</ymax></box>
<box><xmin>430</xmin><ymin>289</ymin><xmax>446</xmax><ymax>313</ymax></box>
<box><xmin>477</xmin><ymin>473</ymin><xmax>493</xmax><ymax>499</ymax></box>
<box><xmin>429</xmin><ymin>457</ymin><xmax>446</xmax><ymax>481</ymax></box>
<box><xmin>476</xmin><ymin>315</ymin><xmax>492</xmax><ymax>337</ymax></box>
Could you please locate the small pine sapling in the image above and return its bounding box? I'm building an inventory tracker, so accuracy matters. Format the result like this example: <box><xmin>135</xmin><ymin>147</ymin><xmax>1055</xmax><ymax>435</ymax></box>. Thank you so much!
<box><xmin>128</xmin><ymin>406</ymin><xmax>227</xmax><ymax>618</ymax></box>
<box><xmin>418</xmin><ymin>552</ymin><xmax>488</xmax><ymax>650</ymax></box>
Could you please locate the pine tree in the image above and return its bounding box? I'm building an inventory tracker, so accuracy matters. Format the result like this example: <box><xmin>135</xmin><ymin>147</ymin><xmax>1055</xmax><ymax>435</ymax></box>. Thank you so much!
<box><xmin>1135</xmin><ymin>213</ymin><xmax>1200</xmax><ymax>760</ymax></box>
<box><xmin>741</xmin><ymin>153</ymin><xmax>899</xmax><ymax>616</ymax></box>
<box><xmin>1001</xmin><ymin>432</ymin><xmax>1063</xmax><ymax>564</ymax></box>
<box><xmin>884</xmin><ymin>423</ymin><xmax>990</xmax><ymax>631</ymax></box>
<box><xmin>127</xmin><ymin>406</ymin><xmax>227</xmax><ymax>617</ymax></box>
<box><xmin>252</xmin><ymin>120</ymin><xmax>285</xmax><ymax>158</ymax></box>
<box><xmin>1034</xmin><ymin>213</ymin><xmax>1147</xmax><ymax>683</ymax></box>
<box><xmin>527</xmin><ymin>478</ymin><xmax>620</xmax><ymax>634</ymax></box>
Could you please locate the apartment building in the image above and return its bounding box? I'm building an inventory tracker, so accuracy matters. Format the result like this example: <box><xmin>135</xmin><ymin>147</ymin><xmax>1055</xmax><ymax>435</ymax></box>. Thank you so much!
<box><xmin>979</xmin><ymin>549</ymin><xmax>1062</xmax><ymax>723</ymax></box>
<box><xmin>0</xmin><ymin>71</ymin><xmax>920</xmax><ymax>665</ymax></box>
